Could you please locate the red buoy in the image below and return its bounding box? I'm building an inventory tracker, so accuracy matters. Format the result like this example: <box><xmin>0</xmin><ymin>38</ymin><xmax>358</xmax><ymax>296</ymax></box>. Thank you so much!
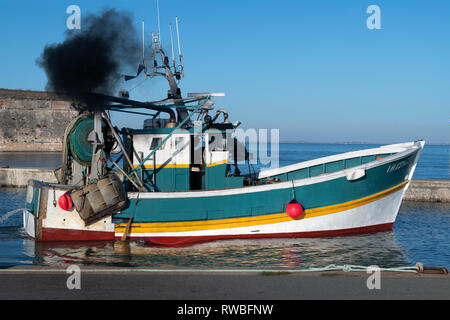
<box><xmin>58</xmin><ymin>193</ymin><xmax>73</xmax><ymax>211</ymax></box>
<box><xmin>286</xmin><ymin>199</ymin><xmax>303</xmax><ymax>219</ymax></box>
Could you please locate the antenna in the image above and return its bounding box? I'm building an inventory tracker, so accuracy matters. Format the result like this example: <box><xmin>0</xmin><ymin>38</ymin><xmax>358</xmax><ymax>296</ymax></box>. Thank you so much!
<box><xmin>175</xmin><ymin>16</ymin><xmax>182</xmax><ymax>56</ymax></box>
<box><xmin>122</xmin><ymin>21</ymin><xmax>147</xmax><ymax>82</ymax></box>
<box><xmin>142</xmin><ymin>20</ymin><xmax>145</xmax><ymax>61</ymax></box>
<box><xmin>151</xmin><ymin>31</ymin><xmax>156</xmax><ymax>74</ymax></box>
<box><xmin>175</xmin><ymin>16</ymin><xmax>184</xmax><ymax>78</ymax></box>
<box><xmin>142</xmin><ymin>20</ymin><xmax>147</xmax><ymax>79</ymax></box>
<box><xmin>169</xmin><ymin>24</ymin><xmax>176</xmax><ymax>72</ymax></box>
<box><xmin>157</xmin><ymin>0</ymin><xmax>161</xmax><ymax>43</ymax></box>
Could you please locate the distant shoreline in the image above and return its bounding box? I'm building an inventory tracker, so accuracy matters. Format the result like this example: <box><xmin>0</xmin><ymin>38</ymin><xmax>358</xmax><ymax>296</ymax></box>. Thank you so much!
<box><xmin>279</xmin><ymin>141</ymin><xmax>449</xmax><ymax>146</ymax></box>
<box><xmin>0</xmin><ymin>142</ymin><xmax>449</xmax><ymax>153</ymax></box>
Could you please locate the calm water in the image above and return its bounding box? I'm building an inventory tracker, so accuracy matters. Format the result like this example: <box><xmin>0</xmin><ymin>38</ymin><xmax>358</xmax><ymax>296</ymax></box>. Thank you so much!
<box><xmin>0</xmin><ymin>143</ymin><xmax>448</xmax><ymax>269</ymax></box>
<box><xmin>0</xmin><ymin>152</ymin><xmax>61</xmax><ymax>169</ymax></box>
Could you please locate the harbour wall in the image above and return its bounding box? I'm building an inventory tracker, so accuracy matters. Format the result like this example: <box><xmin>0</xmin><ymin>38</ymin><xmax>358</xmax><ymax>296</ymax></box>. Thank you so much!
<box><xmin>0</xmin><ymin>168</ymin><xmax>448</xmax><ymax>203</ymax></box>
<box><xmin>403</xmin><ymin>179</ymin><xmax>450</xmax><ymax>203</ymax></box>
<box><xmin>0</xmin><ymin>168</ymin><xmax>58</xmax><ymax>187</ymax></box>
<box><xmin>0</xmin><ymin>89</ymin><xmax>78</xmax><ymax>152</ymax></box>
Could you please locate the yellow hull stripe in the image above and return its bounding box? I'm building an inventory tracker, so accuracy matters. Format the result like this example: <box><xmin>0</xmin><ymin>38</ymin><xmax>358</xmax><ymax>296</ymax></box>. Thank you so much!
<box><xmin>133</xmin><ymin>160</ymin><xmax>226</xmax><ymax>169</ymax></box>
<box><xmin>207</xmin><ymin>160</ymin><xmax>227</xmax><ymax>167</ymax></box>
<box><xmin>134</xmin><ymin>164</ymin><xmax>190</xmax><ymax>169</ymax></box>
<box><xmin>115</xmin><ymin>180</ymin><xmax>409</xmax><ymax>234</ymax></box>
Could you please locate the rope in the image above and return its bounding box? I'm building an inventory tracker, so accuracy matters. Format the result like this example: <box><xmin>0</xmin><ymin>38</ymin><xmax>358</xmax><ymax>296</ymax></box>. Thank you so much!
<box><xmin>291</xmin><ymin>180</ymin><xmax>296</xmax><ymax>199</ymax></box>
<box><xmin>294</xmin><ymin>264</ymin><xmax>419</xmax><ymax>273</ymax></box>
<box><xmin>289</xmin><ymin>263</ymin><xmax>448</xmax><ymax>274</ymax></box>
<box><xmin>128</xmin><ymin>78</ymin><xmax>147</xmax><ymax>92</ymax></box>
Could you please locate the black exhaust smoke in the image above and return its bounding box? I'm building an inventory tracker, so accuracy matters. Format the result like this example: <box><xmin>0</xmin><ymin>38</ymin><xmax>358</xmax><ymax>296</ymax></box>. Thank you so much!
<box><xmin>37</xmin><ymin>9</ymin><xmax>140</xmax><ymax>109</ymax></box>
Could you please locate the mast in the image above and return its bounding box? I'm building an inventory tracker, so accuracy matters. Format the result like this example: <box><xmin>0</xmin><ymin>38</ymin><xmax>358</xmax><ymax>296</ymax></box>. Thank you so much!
<box><xmin>148</xmin><ymin>2</ymin><xmax>189</xmax><ymax>125</ymax></box>
<box><xmin>123</xmin><ymin>2</ymin><xmax>190</xmax><ymax>125</ymax></box>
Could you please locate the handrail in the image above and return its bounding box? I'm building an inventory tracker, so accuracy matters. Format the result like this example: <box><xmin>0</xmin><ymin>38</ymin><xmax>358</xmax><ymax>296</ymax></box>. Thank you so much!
<box><xmin>104</xmin><ymin>96</ymin><xmax>208</xmax><ymax>110</ymax></box>
<box><xmin>105</xmin><ymin>96</ymin><xmax>208</xmax><ymax>123</ymax></box>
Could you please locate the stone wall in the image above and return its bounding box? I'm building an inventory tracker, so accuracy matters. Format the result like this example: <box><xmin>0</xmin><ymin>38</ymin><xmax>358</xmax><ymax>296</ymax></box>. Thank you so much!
<box><xmin>403</xmin><ymin>179</ymin><xmax>450</xmax><ymax>203</ymax></box>
<box><xmin>0</xmin><ymin>167</ymin><xmax>58</xmax><ymax>187</ymax></box>
<box><xmin>0</xmin><ymin>89</ymin><xmax>78</xmax><ymax>152</ymax></box>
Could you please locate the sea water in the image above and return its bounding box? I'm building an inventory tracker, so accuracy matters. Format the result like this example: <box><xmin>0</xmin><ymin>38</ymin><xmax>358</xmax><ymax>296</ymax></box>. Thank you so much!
<box><xmin>0</xmin><ymin>144</ymin><xmax>448</xmax><ymax>269</ymax></box>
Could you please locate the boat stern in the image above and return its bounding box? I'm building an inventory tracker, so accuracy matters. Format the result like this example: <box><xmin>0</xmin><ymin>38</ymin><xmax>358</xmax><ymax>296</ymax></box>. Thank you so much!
<box><xmin>22</xmin><ymin>180</ymin><xmax>115</xmax><ymax>241</ymax></box>
<box><xmin>22</xmin><ymin>180</ymin><xmax>41</xmax><ymax>239</ymax></box>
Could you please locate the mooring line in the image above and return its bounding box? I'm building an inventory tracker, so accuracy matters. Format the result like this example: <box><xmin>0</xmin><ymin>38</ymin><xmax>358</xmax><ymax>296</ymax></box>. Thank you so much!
<box><xmin>0</xmin><ymin>264</ymin><xmax>438</xmax><ymax>274</ymax></box>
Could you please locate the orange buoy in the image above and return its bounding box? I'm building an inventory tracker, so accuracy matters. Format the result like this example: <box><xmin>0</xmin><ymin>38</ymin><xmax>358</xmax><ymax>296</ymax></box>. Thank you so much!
<box><xmin>58</xmin><ymin>193</ymin><xmax>73</xmax><ymax>211</ymax></box>
<box><xmin>286</xmin><ymin>199</ymin><xmax>303</xmax><ymax>219</ymax></box>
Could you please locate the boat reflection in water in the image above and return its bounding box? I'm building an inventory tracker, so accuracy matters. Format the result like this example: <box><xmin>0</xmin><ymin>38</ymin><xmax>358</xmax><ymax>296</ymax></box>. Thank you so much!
<box><xmin>27</xmin><ymin>230</ymin><xmax>411</xmax><ymax>269</ymax></box>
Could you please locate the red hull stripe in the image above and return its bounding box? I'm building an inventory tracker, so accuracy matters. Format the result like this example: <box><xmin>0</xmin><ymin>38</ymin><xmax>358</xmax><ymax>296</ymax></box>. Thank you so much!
<box><xmin>113</xmin><ymin>222</ymin><xmax>394</xmax><ymax>246</ymax></box>
<box><xmin>41</xmin><ymin>228</ymin><xmax>114</xmax><ymax>241</ymax></box>
<box><xmin>40</xmin><ymin>223</ymin><xmax>393</xmax><ymax>244</ymax></box>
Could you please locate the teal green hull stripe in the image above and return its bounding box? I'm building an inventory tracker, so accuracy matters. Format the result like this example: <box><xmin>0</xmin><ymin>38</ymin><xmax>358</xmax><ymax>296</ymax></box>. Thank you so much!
<box><xmin>114</xmin><ymin>152</ymin><xmax>416</xmax><ymax>223</ymax></box>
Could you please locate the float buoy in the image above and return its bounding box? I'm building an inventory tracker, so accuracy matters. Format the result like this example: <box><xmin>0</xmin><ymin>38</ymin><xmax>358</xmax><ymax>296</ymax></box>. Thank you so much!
<box><xmin>58</xmin><ymin>193</ymin><xmax>73</xmax><ymax>211</ymax></box>
<box><xmin>286</xmin><ymin>199</ymin><xmax>303</xmax><ymax>219</ymax></box>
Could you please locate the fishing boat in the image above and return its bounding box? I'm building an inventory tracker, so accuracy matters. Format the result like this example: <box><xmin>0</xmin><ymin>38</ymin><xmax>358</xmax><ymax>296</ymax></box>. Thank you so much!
<box><xmin>23</xmin><ymin>17</ymin><xmax>424</xmax><ymax>246</ymax></box>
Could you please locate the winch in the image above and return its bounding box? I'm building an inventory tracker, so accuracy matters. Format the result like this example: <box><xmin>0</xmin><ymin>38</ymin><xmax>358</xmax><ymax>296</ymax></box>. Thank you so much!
<box><xmin>55</xmin><ymin>112</ymin><xmax>128</xmax><ymax>225</ymax></box>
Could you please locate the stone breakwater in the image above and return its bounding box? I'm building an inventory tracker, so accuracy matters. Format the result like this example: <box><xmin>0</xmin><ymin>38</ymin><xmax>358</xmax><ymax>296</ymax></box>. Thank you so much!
<box><xmin>0</xmin><ymin>168</ymin><xmax>448</xmax><ymax>203</ymax></box>
<box><xmin>403</xmin><ymin>179</ymin><xmax>450</xmax><ymax>203</ymax></box>
<box><xmin>0</xmin><ymin>89</ymin><xmax>78</xmax><ymax>152</ymax></box>
<box><xmin>0</xmin><ymin>167</ymin><xmax>58</xmax><ymax>187</ymax></box>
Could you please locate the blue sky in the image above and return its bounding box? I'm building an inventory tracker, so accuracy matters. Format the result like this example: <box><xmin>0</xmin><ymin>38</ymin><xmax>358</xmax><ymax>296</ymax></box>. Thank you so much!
<box><xmin>0</xmin><ymin>0</ymin><xmax>449</xmax><ymax>144</ymax></box>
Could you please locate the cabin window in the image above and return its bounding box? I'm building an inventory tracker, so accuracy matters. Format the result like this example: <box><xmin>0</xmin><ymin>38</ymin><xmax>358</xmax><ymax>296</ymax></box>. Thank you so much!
<box><xmin>209</xmin><ymin>133</ymin><xmax>227</xmax><ymax>151</ymax></box>
<box><xmin>175</xmin><ymin>137</ymin><xmax>185</xmax><ymax>149</ymax></box>
<box><xmin>218</xmin><ymin>133</ymin><xmax>227</xmax><ymax>150</ymax></box>
<box><xmin>149</xmin><ymin>137</ymin><xmax>167</xmax><ymax>150</ymax></box>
